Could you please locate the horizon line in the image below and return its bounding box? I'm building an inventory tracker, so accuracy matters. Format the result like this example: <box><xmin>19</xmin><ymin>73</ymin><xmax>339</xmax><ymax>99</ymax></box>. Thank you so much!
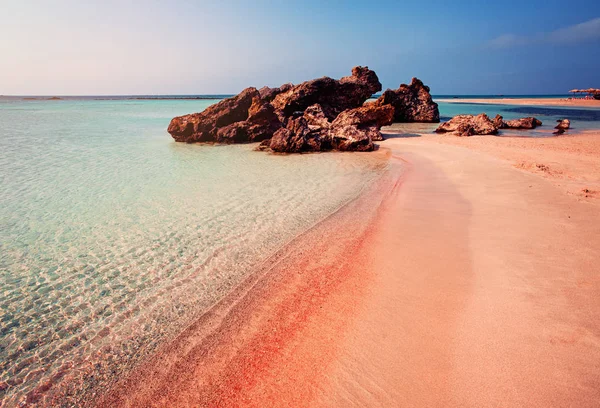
<box><xmin>1</xmin><ymin>93</ymin><xmax>577</xmax><ymax>98</ymax></box>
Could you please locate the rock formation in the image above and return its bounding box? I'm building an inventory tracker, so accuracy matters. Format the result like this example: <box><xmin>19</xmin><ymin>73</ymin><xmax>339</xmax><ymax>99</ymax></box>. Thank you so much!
<box><xmin>258</xmin><ymin>83</ymin><xmax>293</xmax><ymax>103</ymax></box>
<box><xmin>329</xmin><ymin>104</ymin><xmax>395</xmax><ymax>150</ymax></box>
<box><xmin>492</xmin><ymin>114</ymin><xmax>504</xmax><ymax>129</ymax></box>
<box><xmin>491</xmin><ymin>115</ymin><xmax>542</xmax><ymax>130</ymax></box>
<box><xmin>168</xmin><ymin>87</ymin><xmax>263</xmax><ymax>143</ymax></box>
<box><xmin>437</xmin><ymin>114</ymin><xmax>544</xmax><ymax>136</ymax></box>
<box><xmin>167</xmin><ymin>67</ymin><xmax>445</xmax><ymax>152</ymax></box>
<box><xmin>554</xmin><ymin>119</ymin><xmax>570</xmax><ymax>135</ymax></box>
<box><xmin>270</xmin><ymin>66</ymin><xmax>382</xmax><ymax>121</ymax></box>
<box><xmin>435</xmin><ymin>114</ymin><xmax>498</xmax><ymax>136</ymax></box>
<box><xmin>215</xmin><ymin>96</ymin><xmax>282</xmax><ymax>143</ymax></box>
<box><xmin>555</xmin><ymin>119</ymin><xmax>570</xmax><ymax>130</ymax></box>
<box><xmin>264</xmin><ymin>103</ymin><xmax>394</xmax><ymax>153</ymax></box>
<box><xmin>503</xmin><ymin>117</ymin><xmax>542</xmax><ymax>129</ymax></box>
<box><xmin>167</xmin><ymin>67</ymin><xmax>384</xmax><ymax>150</ymax></box>
<box><xmin>374</xmin><ymin>78</ymin><xmax>439</xmax><ymax>123</ymax></box>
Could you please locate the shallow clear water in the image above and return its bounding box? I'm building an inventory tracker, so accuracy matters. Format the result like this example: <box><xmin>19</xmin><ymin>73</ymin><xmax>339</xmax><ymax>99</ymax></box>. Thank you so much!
<box><xmin>0</xmin><ymin>99</ymin><xmax>388</xmax><ymax>405</ymax></box>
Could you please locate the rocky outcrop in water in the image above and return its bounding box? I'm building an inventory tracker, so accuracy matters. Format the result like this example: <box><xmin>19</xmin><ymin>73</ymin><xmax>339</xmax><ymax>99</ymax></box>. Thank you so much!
<box><xmin>168</xmin><ymin>66</ymin><xmax>390</xmax><ymax>152</ymax></box>
<box><xmin>168</xmin><ymin>87</ymin><xmax>264</xmax><ymax>143</ymax></box>
<box><xmin>215</xmin><ymin>96</ymin><xmax>282</xmax><ymax>143</ymax></box>
<box><xmin>435</xmin><ymin>114</ymin><xmax>498</xmax><ymax>136</ymax></box>
<box><xmin>492</xmin><ymin>114</ymin><xmax>542</xmax><ymax>130</ymax></box>
<box><xmin>374</xmin><ymin>78</ymin><xmax>439</xmax><ymax>123</ymax></box>
<box><xmin>554</xmin><ymin>119</ymin><xmax>570</xmax><ymax>135</ymax></box>
<box><xmin>437</xmin><ymin>114</ymin><xmax>543</xmax><ymax>136</ymax></box>
<box><xmin>503</xmin><ymin>116</ymin><xmax>542</xmax><ymax>129</ymax></box>
<box><xmin>168</xmin><ymin>67</ymin><xmax>444</xmax><ymax>152</ymax></box>
<box><xmin>329</xmin><ymin>104</ymin><xmax>395</xmax><ymax>150</ymax></box>
<box><xmin>492</xmin><ymin>114</ymin><xmax>504</xmax><ymax>129</ymax></box>
<box><xmin>270</xmin><ymin>66</ymin><xmax>382</xmax><ymax>121</ymax></box>
<box><xmin>263</xmin><ymin>103</ymin><xmax>394</xmax><ymax>153</ymax></box>
<box><xmin>555</xmin><ymin>119</ymin><xmax>570</xmax><ymax>130</ymax></box>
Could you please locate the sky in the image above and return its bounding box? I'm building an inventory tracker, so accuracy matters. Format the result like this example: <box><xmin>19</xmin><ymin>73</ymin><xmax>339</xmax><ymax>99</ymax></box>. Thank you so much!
<box><xmin>1</xmin><ymin>0</ymin><xmax>599</xmax><ymax>95</ymax></box>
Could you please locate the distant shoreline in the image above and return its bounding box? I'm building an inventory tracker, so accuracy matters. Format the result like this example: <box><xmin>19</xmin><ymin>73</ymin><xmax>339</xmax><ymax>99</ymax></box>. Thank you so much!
<box><xmin>437</xmin><ymin>97</ymin><xmax>600</xmax><ymax>108</ymax></box>
<box><xmin>5</xmin><ymin>96</ymin><xmax>230</xmax><ymax>101</ymax></box>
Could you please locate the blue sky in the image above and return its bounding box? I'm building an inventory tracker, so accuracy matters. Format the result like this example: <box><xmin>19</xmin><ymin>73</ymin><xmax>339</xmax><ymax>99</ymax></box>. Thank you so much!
<box><xmin>1</xmin><ymin>0</ymin><xmax>599</xmax><ymax>95</ymax></box>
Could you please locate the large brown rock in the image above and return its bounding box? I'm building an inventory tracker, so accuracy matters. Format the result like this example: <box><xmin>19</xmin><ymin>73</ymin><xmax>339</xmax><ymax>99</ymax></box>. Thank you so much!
<box><xmin>268</xmin><ymin>104</ymin><xmax>332</xmax><ymax>153</ymax></box>
<box><xmin>555</xmin><ymin>119</ymin><xmax>570</xmax><ymax>130</ymax></box>
<box><xmin>503</xmin><ymin>117</ymin><xmax>542</xmax><ymax>129</ymax></box>
<box><xmin>215</xmin><ymin>97</ymin><xmax>282</xmax><ymax>143</ymax></box>
<box><xmin>258</xmin><ymin>83</ymin><xmax>293</xmax><ymax>102</ymax></box>
<box><xmin>167</xmin><ymin>67</ymin><xmax>398</xmax><ymax>152</ymax></box>
<box><xmin>435</xmin><ymin>114</ymin><xmax>498</xmax><ymax>136</ymax></box>
<box><xmin>267</xmin><ymin>103</ymin><xmax>393</xmax><ymax>153</ymax></box>
<box><xmin>269</xmin><ymin>118</ymin><xmax>310</xmax><ymax>153</ymax></box>
<box><xmin>330</xmin><ymin>104</ymin><xmax>395</xmax><ymax>145</ymax></box>
<box><xmin>492</xmin><ymin>114</ymin><xmax>542</xmax><ymax>129</ymax></box>
<box><xmin>168</xmin><ymin>87</ymin><xmax>260</xmax><ymax>143</ymax></box>
<box><xmin>374</xmin><ymin>78</ymin><xmax>439</xmax><ymax>123</ymax></box>
<box><xmin>437</xmin><ymin>114</ymin><xmax>544</xmax><ymax>136</ymax></box>
<box><xmin>271</xmin><ymin>66</ymin><xmax>382</xmax><ymax>121</ymax></box>
<box><xmin>492</xmin><ymin>114</ymin><xmax>505</xmax><ymax>129</ymax></box>
<box><xmin>553</xmin><ymin>119</ymin><xmax>570</xmax><ymax>135</ymax></box>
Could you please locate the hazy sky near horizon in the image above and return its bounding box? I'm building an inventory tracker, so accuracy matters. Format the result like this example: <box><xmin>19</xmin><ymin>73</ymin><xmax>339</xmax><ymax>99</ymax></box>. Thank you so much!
<box><xmin>1</xmin><ymin>0</ymin><xmax>599</xmax><ymax>95</ymax></box>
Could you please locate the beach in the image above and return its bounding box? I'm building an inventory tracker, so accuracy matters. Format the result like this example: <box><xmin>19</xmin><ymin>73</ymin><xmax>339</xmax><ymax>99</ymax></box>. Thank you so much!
<box><xmin>98</xmin><ymin>129</ymin><xmax>600</xmax><ymax>407</ymax></box>
<box><xmin>438</xmin><ymin>97</ymin><xmax>600</xmax><ymax>108</ymax></box>
<box><xmin>4</xmin><ymin>1</ymin><xmax>600</xmax><ymax>406</ymax></box>
<box><xmin>3</xmin><ymin>96</ymin><xmax>600</xmax><ymax>407</ymax></box>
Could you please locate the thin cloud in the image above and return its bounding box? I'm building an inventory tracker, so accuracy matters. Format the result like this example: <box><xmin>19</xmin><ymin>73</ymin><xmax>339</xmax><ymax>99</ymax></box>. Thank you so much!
<box><xmin>488</xmin><ymin>17</ymin><xmax>600</xmax><ymax>48</ymax></box>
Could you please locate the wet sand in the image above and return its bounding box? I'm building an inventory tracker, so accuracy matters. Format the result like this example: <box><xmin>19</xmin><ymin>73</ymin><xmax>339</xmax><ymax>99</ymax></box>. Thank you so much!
<box><xmin>437</xmin><ymin>97</ymin><xmax>600</xmax><ymax>108</ymax></box>
<box><xmin>98</xmin><ymin>133</ymin><xmax>600</xmax><ymax>407</ymax></box>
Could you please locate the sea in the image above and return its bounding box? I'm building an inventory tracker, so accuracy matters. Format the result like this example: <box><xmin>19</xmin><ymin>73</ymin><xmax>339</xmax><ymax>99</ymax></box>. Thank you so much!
<box><xmin>1</xmin><ymin>94</ymin><xmax>599</xmax><ymax>406</ymax></box>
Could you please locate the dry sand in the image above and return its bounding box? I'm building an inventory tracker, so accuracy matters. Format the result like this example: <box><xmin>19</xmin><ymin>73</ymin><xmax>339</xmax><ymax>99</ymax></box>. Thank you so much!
<box><xmin>437</xmin><ymin>97</ymin><xmax>600</xmax><ymax>108</ymax></box>
<box><xmin>98</xmin><ymin>131</ymin><xmax>600</xmax><ymax>407</ymax></box>
<box><xmin>396</xmin><ymin>128</ymin><xmax>600</xmax><ymax>202</ymax></box>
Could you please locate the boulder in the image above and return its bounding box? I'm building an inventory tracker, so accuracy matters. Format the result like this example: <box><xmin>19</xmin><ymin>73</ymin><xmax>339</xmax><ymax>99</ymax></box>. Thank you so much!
<box><xmin>168</xmin><ymin>87</ymin><xmax>260</xmax><ymax>143</ymax></box>
<box><xmin>555</xmin><ymin>119</ymin><xmax>570</xmax><ymax>130</ymax></box>
<box><xmin>215</xmin><ymin>97</ymin><xmax>282</xmax><ymax>143</ymax></box>
<box><xmin>435</xmin><ymin>114</ymin><xmax>498</xmax><ymax>136</ymax></box>
<box><xmin>329</xmin><ymin>104</ymin><xmax>394</xmax><ymax>150</ymax></box>
<box><xmin>492</xmin><ymin>114</ymin><xmax>505</xmax><ymax>129</ymax></box>
<box><xmin>267</xmin><ymin>103</ymin><xmax>393</xmax><ymax>153</ymax></box>
<box><xmin>268</xmin><ymin>104</ymin><xmax>332</xmax><ymax>153</ymax></box>
<box><xmin>492</xmin><ymin>114</ymin><xmax>542</xmax><ymax>130</ymax></box>
<box><xmin>554</xmin><ymin>119</ymin><xmax>570</xmax><ymax>135</ymax></box>
<box><xmin>503</xmin><ymin>117</ymin><xmax>542</xmax><ymax>129</ymax></box>
<box><xmin>330</xmin><ymin>104</ymin><xmax>394</xmax><ymax>146</ymax></box>
<box><xmin>271</xmin><ymin>66</ymin><xmax>382</xmax><ymax>121</ymax></box>
<box><xmin>168</xmin><ymin>67</ymin><xmax>415</xmax><ymax>153</ymax></box>
<box><xmin>438</xmin><ymin>114</ymin><xmax>544</xmax><ymax>136</ymax></box>
<box><xmin>269</xmin><ymin>118</ymin><xmax>311</xmax><ymax>153</ymax></box>
<box><xmin>258</xmin><ymin>83</ymin><xmax>293</xmax><ymax>102</ymax></box>
<box><xmin>374</xmin><ymin>78</ymin><xmax>439</xmax><ymax>123</ymax></box>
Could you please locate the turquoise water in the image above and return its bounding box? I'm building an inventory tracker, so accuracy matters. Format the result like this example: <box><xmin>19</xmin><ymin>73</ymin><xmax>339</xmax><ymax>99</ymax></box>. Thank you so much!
<box><xmin>0</xmin><ymin>98</ymin><xmax>388</xmax><ymax>406</ymax></box>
